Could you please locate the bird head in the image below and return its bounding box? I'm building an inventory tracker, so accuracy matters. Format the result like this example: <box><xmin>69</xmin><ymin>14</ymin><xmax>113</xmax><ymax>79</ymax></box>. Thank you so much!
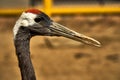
<box><xmin>13</xmin><ymin>9</ymin><xmax>101</xmax><ymax>47</ymax></box>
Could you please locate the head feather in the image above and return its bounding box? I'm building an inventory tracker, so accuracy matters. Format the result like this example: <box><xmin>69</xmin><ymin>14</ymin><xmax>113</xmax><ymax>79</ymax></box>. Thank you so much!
<box><xmin>25</xmin><ymin>9</ymin><xmax>41</xmax><ymax>14</ymax></box>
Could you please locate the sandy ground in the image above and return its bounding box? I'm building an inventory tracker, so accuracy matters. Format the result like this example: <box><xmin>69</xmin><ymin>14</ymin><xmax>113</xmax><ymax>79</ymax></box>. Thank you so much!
<box><xmin>0</xmin><ymin>15</ymin><xmax>120</xmax><ymax>80</ymax></box>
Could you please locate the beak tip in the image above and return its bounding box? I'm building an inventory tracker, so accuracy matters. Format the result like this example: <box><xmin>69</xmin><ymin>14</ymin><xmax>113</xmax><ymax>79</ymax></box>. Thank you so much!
<box><xmin>94</xmin><ymin>41</ymin><xmax>101</xmax><ymax>47</ymax></box>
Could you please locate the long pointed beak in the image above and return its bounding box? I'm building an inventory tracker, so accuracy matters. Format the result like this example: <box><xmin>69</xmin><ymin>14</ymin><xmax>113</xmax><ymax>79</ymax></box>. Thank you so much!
<box><xmin>49</xmin><ymin>22</ymin><xmax>101</xmax><ymax>47</ymax></box>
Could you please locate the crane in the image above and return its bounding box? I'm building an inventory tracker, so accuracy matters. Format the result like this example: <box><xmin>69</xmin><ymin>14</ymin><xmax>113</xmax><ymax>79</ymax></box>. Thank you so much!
<box><xmin>13</xmin><ymin>9</ymin><xmax>101</xmax><ymax>80</ymax></box>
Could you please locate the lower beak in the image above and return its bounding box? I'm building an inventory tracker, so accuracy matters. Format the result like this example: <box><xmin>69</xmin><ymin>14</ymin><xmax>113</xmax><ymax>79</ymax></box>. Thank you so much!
<box><xmin>49</xmin><ymin>22</ymin><xmax>101</xmax><ymax>47</ymax></box>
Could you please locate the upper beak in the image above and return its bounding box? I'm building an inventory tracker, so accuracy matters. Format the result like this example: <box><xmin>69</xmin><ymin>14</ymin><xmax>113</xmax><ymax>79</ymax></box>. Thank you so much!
<box><xmin>48</xmin><ymin>21</ymin><xmax>101</xmax><ymax>47</ymax></box>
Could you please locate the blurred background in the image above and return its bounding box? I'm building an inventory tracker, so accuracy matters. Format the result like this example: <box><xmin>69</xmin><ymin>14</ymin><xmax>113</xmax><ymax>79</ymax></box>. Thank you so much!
<box><xmin>0</xmin><ymin>0</ymin><xmax>120</xmax><ymax>80</ymax></box>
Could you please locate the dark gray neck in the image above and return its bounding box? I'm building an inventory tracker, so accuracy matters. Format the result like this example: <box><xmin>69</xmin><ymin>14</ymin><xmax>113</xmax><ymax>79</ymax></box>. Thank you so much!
<box><xmin>14</xmin><ymin>27</ymin><xmax>36</xmax><ymax>80</ymax></box>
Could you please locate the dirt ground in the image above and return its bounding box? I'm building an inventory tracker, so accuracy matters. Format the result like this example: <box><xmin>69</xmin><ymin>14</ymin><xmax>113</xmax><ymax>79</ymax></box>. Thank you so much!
<box><xmin>0</xmin><ymin>15</ymin><xmax>120</xmax><ymax>80</ymax></box>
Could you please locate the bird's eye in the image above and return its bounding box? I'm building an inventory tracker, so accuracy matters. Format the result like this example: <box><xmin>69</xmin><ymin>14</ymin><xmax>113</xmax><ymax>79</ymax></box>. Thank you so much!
<box><xmin>34</xmin><ymin>18</ymin><xmax>41</xmax><ymax>23</ymax></box>
<box><xmin>34</xmin><ymin>17</ymin><xmax>44</xmax><ymax>23</ymax></box>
